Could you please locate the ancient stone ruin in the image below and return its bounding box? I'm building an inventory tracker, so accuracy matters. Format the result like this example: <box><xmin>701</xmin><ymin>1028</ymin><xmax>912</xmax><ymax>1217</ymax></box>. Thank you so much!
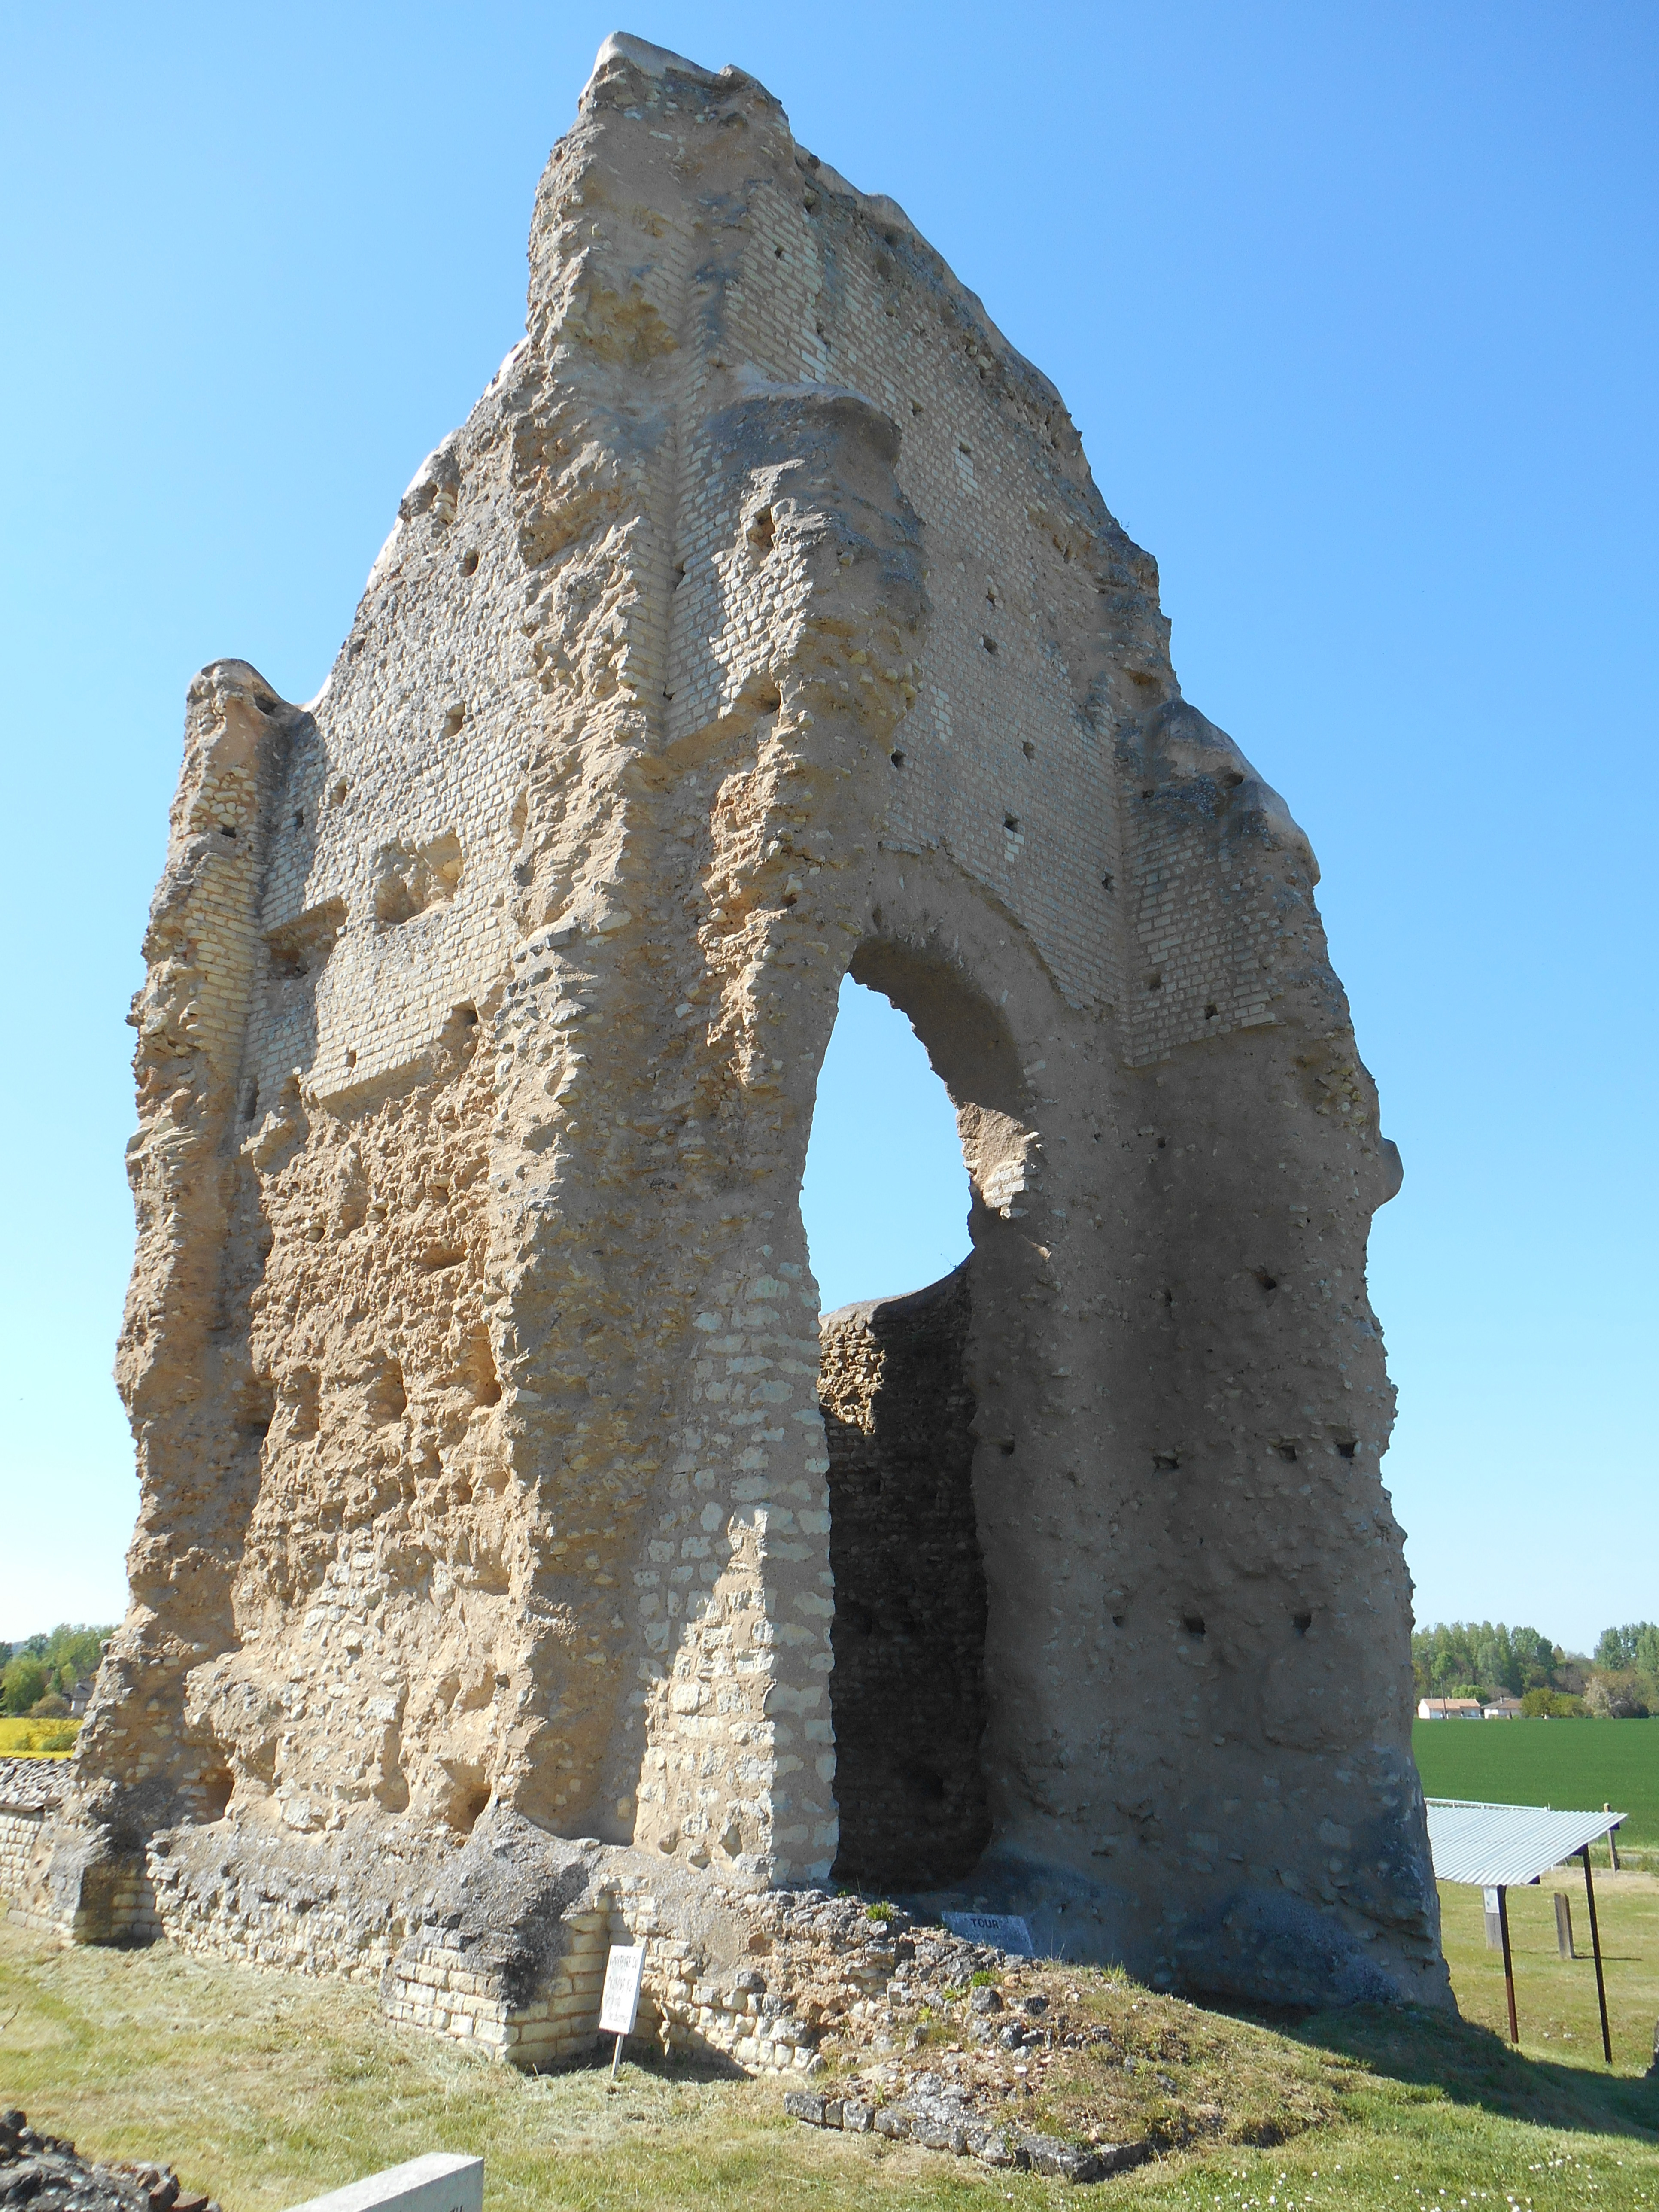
<box><xmin>26</xmin><ymin>31</ymin><xmax>1449</xmax><ymax>2054</ymax></box>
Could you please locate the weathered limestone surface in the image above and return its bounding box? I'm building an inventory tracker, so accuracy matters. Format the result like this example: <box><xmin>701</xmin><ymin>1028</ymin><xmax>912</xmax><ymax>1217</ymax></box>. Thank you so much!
<box><xmin>34</xmin><ymin>29</ymin><xmax>1446</xmax><ymax>2030</ymax></box>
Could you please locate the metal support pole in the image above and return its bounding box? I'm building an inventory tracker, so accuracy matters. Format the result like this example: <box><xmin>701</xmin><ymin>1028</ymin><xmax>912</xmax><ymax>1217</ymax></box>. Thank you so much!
<box><xmin>1484</xmin><ymin>1886</ymin><xmax>1504</xmax><ymax>1950</ymax></box>
<box><xmin>1580</xmin><ymin>1847</ymin><xmax>1613</xmax><ymax>2064</ymax></box>
<box><xmin>1497</xmin><ymin>1884</ymin><xmax>1519</xmax><ymax>2046</ymax></box>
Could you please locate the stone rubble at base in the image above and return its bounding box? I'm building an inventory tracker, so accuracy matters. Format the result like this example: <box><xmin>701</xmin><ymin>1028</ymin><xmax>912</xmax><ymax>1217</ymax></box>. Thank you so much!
<box><xmin>0</xmin><ymin>1758</ymin><xmax>62</xmax><ymax>1932</ymax></box>
<box><xmin>0</xmin><ymin>2110</ymin><xmax>221</xmax><ymax>2212</ymax></box>
<box><xmin>784</xmin><ymin>2076</ymin><xmax>1150</xmax><ymax>2183</ymax></box>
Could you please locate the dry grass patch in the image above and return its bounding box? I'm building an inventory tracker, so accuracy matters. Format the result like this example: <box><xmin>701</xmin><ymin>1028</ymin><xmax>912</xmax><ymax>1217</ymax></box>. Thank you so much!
<box><xmin>819</xmin><ymin>1960</ymin><xmax>1339</xmax><ymax>2157</ymax></box>
<box><xmin>1023</xmin><ymin>1974</ymin><xmax>1339</xmax><ymax>2153</ymax></box>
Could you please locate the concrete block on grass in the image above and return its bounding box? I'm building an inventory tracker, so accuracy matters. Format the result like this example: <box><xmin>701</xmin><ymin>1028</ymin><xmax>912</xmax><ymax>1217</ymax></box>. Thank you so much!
<box><xmin>284</xmin><ymin>2154</ymin><xmax>483</xmax><ymax>2212</ymax></box>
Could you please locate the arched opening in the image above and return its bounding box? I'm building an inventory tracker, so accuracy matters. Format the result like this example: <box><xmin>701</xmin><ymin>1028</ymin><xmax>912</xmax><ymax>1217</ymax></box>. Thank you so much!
<box><xmin>800</xmin><ymin>973</ymin><xmax>971</xmax><ymax>1310</ymax></box>
<box><xmin>802</xmin><ymin>953</ymin><xmax>1029</xmax><ymax>1890</ymax></box>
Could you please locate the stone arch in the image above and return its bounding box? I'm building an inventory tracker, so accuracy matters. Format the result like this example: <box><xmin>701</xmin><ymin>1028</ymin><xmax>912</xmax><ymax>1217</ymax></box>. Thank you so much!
<box><xmin>809</xmin><ymin>934</ymin><xmax>1019</xmax><ymax>1888</ymax></box>
<box><xmin>848</xmin><ymin>933</ymin><xmax>1038</xmax><ymax>1229</ymax></box>
<box><xmin>802</xmin><ymin>891</ymin><xmax>1066</xmax><ymax>1893</ymax></box>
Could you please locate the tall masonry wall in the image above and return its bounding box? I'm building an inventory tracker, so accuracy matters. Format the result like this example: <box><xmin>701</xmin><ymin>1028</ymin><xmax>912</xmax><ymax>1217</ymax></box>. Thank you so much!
<box><xmin>34</xmin><ymin>30</ymin><xmax>1446</xmax><ymax>2034</ymax></box>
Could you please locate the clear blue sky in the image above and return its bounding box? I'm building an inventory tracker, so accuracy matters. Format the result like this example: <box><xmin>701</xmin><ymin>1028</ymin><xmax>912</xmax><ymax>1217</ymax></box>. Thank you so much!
<box><xmin>2</xmin><ymin>3</ymin><xmax>1653</xmax><ymax>1655</ymax></box>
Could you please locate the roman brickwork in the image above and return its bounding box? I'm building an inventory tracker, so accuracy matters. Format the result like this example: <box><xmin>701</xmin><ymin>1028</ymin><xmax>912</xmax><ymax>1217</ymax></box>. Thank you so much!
<box><xmin>29</xmin><ymin>30</ymin><xmax>1446</xmax><ymax>2040</ymax></box>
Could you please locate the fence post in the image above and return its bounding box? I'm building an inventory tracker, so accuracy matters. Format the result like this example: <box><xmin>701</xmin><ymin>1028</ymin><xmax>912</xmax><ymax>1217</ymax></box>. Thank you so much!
<box><xmin>1497</xmin><ymin>1885</ymin><xmax>1519</xmax><ymax>2046</ymax></box>
<box><xmin>1580</xmin><ymin>1847</ymin><xmax>1613</xmax><ymax>2064</ymax></box>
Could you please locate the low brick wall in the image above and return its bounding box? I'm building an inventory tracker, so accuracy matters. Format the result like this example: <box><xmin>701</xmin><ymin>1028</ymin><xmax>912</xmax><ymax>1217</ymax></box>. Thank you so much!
<box><xmin>382</xmin><ymin>1903</ymin><xmax>614</xmax><ymax>2067</ymax></box>
<box><xmin>377</xmin><ymin>1863</ymin><xmax>896</xmax><ymax>2074</ymax></box>
<box><xmin>6</xmin><ymin>1781</ymin><xmax>1009</xmax><ymax>2082</ymax></box>
<box><xmin>0</xmin><ymin>1758</ymin><xmax>63</xmax><ymax>1929</ymax></box>
<box><xmin>124</xmin><ymin>1809</ymin><xmax>899</xmax><ymax>2073</ymax></box>
<box><xmin>144</xmin><ymin>1825</ymin><xmax>411</xmax><ymax>1982</ymax></box>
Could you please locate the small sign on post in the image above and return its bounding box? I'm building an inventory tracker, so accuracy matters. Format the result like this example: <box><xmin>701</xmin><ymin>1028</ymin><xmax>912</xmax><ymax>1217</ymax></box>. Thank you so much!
<box><xmin>599</xmin><ymin>1941</ymin><xmax>648</xmax><ymax>2082</ymax></box>
<box><xmin>1483</xmin><ymin>1886</ymin><xmax>1503</xmax><ymax>1951</ymax></box>
<box><xmin>941</xmin><ymin>1911</ymin><xmax>1036</xmax><ymax>1957</ymax></box>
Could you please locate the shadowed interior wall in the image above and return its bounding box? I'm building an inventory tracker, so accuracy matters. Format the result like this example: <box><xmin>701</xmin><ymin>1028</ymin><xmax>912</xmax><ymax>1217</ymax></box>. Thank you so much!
<box><xmin>819</xmin><ymin>1265</ymin><xmax>990</xmax><ymax>1887</ymax></box>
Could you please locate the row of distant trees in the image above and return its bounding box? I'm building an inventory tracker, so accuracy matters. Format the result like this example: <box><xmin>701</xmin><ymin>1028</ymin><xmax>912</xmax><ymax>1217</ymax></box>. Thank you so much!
<box><xmin>1</xmin><ymin>1624</ymin><xmax>113</xmax><ymax>1719</ymax></box>
<box><xmin>1586</xmin><ymin>1622</ymin><xmax>1659</xmax><ymax>1718</ymax></box>
<box><xmin>8</xmin><ymin>1617</ymin><xmax>1657</xmax><ymax>1726</ymax></box>
<box><xmin>1412</xmin><ymin>1619</ymin><xmax>1659</xmax><ymax>1718</ymax></box>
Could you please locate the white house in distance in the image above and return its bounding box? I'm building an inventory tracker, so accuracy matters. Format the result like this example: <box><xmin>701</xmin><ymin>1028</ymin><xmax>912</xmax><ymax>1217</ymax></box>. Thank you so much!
<box><xmin>1418</xmin><ymin>1697</ymin><xmax>1485</xmax><ymax>1719</ymax></box>
<box><xmin>1481</xmin><ymin>1698</ymin><xmax>1525</xmax><ymax>1720</ymax></box>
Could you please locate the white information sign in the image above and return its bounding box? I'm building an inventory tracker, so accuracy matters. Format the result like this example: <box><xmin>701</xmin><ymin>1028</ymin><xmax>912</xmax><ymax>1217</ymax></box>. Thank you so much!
<box><xmin>599</xmin><ymin>1942</ymin><xmax>648</xmax><ymax>2036</ymax></box>
<box><xmin>941</xmin><ymin>1911</ymin><xmax>1036</xmax><ymax>1956</ymax></box>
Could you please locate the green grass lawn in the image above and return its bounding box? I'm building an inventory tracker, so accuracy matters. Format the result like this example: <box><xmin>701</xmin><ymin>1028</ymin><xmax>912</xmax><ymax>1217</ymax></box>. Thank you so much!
<box><xmin>1437</xmin><ymin>1868</ymin><xmax>1659</xmax><ymax>2067</ymax></box>
<box><xmin>1414</xmin><ymin>1720</ymin><xmax>1659</xmax><ymax>1848</ymax></box>
<box><xmin>3</xmin><ymin>1895</ymin><xmax>1657</xmax><ymax>2212</ymax></box>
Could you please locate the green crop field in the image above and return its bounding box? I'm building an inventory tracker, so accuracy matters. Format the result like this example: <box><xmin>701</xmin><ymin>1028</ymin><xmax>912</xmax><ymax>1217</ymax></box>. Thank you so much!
<box><xmin>1413</xmin><ymin>1720</ymin><xmax>1659</xmax><ymax>1847</ymax></box>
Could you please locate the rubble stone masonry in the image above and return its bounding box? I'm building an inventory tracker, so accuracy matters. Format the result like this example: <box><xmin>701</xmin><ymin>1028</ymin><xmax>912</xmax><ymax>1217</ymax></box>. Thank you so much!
<box><xmin>819</xmin><ymin>1269</ymin><xmax>991</xmax><ymax>1890</ymax></box>
<box><xmin>14</xmin><ymin>30</ymin><xmax>1447</xmax><ymax>2053</ymax></box>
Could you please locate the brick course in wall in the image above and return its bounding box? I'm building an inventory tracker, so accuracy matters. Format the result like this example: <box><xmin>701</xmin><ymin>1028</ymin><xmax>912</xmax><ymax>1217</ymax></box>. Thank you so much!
<box><xmin>0</xmin><ymin>1760</ymin><xmax>61</xmax><ymax>1930</ymax></box>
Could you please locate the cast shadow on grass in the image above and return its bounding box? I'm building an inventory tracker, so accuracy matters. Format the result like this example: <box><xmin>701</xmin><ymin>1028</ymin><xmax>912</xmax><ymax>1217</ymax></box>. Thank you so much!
<box><xmin>1292</xmin><ymin>2003</ymin><xmax>1659</xmax><ymax>2144</ymax></box>
<box><xmin>528</xmin><ymin>2040</ymin><xmax>751</xmax><ymax>2084</ymax></box>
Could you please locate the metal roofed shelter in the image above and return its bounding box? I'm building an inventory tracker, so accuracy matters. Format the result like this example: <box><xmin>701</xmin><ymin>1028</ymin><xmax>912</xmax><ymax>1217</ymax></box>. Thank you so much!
<box><xmin>1425</xmin><ymin>1799</ymin><xmax>1626</xmax><ymax>2059</ymax></box>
